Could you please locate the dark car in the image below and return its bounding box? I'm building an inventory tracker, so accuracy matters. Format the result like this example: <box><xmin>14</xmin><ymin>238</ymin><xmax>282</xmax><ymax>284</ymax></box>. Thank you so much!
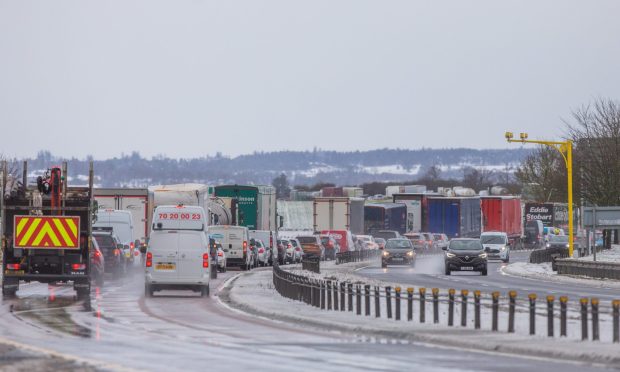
<box><xmin>90</xmin><ymin>239</ymin><xmax>105</xmax><ymax>287</ymax></box>
<box><xmin>443</xmin><ymin>238</ymin><xmax>487</xmax><ymax>276</ymax></box>
<box><xmin>381</xmin><ymin>238</ymin><xmax>416</xmax><ymax>268</ymax></box>
<box><xmin>93</xmin><ymin>231</ymin><xmax>126</xmax><ymax>276</ymax></box>
<box><xmin>546</xmin><ymin>235</ymin><xmax>574</xmax><ymax>249</ymax></box>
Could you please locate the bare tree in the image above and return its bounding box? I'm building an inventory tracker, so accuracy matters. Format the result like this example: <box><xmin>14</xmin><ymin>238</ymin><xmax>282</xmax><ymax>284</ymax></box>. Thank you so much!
<box><xmin>514</xmin><ymin>145</ymin><xmax>567</xmax><ymax>202</ymax></box>
<box><xmin>462</xmin><ymin>167</ymin><xmax>493</xmax><ymax>192</ymax></box>
<box><xmin>566</xmin><ymin>98</ymin><xmax>620</xmax><ymax>206</ymax></box>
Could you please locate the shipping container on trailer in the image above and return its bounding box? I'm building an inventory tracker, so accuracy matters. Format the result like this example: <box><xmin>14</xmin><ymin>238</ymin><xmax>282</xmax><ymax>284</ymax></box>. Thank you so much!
<box><xmin>392</xmin><ymin>193</ymin><xmax>441</xmax><ymax>233</ymax></box>
<box><xmin>481</xmin><ymin>196</ymin><xmax>522</xmax><ymax>243</ymax></box>
<box><xmin>313</xmin><ymin>197</ymin><xmax>364</xmax><ymax>234</ymax></box>
<box><xmin>426</xmin><ymin>197</ymin><xmax>481</xmax><ymax>239</ymax></box>
<box><xmin>364</xmin><ymin>203</ymin><xmax>407</xmax><ymax>235</ymax></box>
<box><xmin>214</xmin><ymin>185</ymin><xmax>277</xmax><ymax>231</ymax></box>
<box><xmin>94</xmin><ymin>188</ymin><xmax>150</xmax><ymax>246</ymax></box>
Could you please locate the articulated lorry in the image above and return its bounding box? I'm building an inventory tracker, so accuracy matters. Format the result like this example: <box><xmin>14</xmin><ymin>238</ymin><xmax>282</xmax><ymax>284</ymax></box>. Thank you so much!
<box><xmin>1</xmin><ymin>162</ymin><xmax>94</xmax><ymax>298</ymax></box>
<box><xmin>313</xmin><ymin>197</ymin><xmax>364</xmax><ymax>234</ymax></box>
<box><xmin>214</xmin><ymin>185</ymin><xmax>277</xmax><ymax>231</ymax></box>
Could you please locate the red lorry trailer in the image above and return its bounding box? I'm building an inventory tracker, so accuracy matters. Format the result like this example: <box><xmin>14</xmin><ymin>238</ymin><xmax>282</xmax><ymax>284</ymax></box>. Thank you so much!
<box><xmin>480</xmin><ymin>196</ymin><xmax>523</xmax><ymax>247</ymax></box>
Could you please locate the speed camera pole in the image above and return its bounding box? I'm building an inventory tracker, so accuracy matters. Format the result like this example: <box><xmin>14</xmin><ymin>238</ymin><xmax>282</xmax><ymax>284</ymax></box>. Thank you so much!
<box><xmin>505</xmin><ymin>132</ymin><xmax>575</xmax><ymax>258</ymax></box>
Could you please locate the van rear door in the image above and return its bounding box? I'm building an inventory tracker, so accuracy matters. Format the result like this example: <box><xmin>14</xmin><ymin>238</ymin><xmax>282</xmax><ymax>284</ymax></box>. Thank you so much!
<box><xmin>150</xmin><ymin>231</ymin><xmax>179</xmax><ymax>280</ymax></box>
<box><xmin>177</xmin><ymin>231</ymin><xmax>207</xmax><ymax>281</ymax></box>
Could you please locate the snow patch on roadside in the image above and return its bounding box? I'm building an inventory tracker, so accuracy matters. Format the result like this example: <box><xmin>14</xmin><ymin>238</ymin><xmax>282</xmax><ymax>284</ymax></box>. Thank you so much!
<box><xmin>577</xmin><ymin>245</ymin><xmax>620</xmax><ymax>263</ymax></box>
<box><xmin>502</xmin><ymin>261</ymin><xmax>620</xmax><ymax>289</ymax></box>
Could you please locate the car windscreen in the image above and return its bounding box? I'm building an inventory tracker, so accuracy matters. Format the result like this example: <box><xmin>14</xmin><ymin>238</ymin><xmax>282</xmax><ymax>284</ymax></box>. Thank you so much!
<box><xmin>481</xmin><ymin>235</ymin><xmax>506</xmax><ymax>244</ymax></box>
<box><xmin>449</xmin><ymin>240</ymin><xmax>483</xmax><ymax>251</ymax></box>
<box><xmin>549</xmin><ymin>235</ymin><xmax>568</xmax><ymax>243</ymax></box>
<box><xmin>386</xmin><ymin>239</ymin><xmax>412</xmax><ymax>249</ymax></box>
<box><xmin>433</xmin><ymin>234</ymin><xmax>442</xmax><ymax>240</ymax></box>
<box><xmin>93</xmin><ymin>235</ymin><xmax>116</xmax><ymax>252</ymax></box>
<box><xmin>289</xmin><ymin>240</ymin><xmax>299</xmax><ymax>247</ymax></box>
<box><xmin>297</xmin><ymin>237</ymin><xmax>317</xmax><ymax>244</ymax></box>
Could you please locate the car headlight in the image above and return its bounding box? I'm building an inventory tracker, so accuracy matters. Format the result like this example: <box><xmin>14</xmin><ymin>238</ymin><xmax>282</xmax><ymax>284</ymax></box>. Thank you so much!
<box><xmin>479</xmin><ymin>253</ymin><xmax>487</xmax><ymax>259</ymax></box>
<box><xmin>566</xmin><ymin>244</ymin><xmax>570</xmax><ymax>248</ymax></box>
<box><xmin>407</xmin><ymin>251</ymin><xmax>414</xmax><ymax>256</ymax></box>
<box><xmin>446</xmin><ymin>252</ymin><xmax>455</xmax><ymax>258</ymax></box>
<box><xmin>500</xmin><ymin>246</ymin><xmax>506</xmax><ymax>251</ymax></box>
<box><xmin>382</xmin><ymin>251</ymin><xmax>389</xmax><ymax>257</ymax></box>
<box><xmin>546</xmin><ymin>243</ymin><xmax>550</xmax><ymax>248</ymax></box>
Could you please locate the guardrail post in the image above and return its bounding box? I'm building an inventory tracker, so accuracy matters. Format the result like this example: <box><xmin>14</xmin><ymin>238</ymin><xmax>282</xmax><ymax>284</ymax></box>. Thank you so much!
<box><xmin>613</xmin><ymin>300</ymin><xmax>620</xmax><ymax>343</ymax></box>
<box><xmin>375</xmin><ymin>286</ymin><xmax>381</xmax><ymax>318</ymax></box>
<box><xmin>365</xmin><ymin>285</ymin><xmax>371</xmax><ymax>316</ymax></box>
<box><xmin>386</xmin><ymin>287</ymin><xmax>393</xmax><ymax>319</ymax></box>
<box><xmin>580</xmin><ymin>298</ymin><xmax>588</xmax><ymax>340</ymax></box>
<box><xmin>326</xmin><ymin>280</ymin><xmax>332</xmax><ymax>310</ymax></box>
<box><xmin>529</xmin><ymin>293</ymin><xmax>537</xmax><ymax>335</ymax></box>
<box><xmin>491</xmin><ymin>291</ymin><xmax>499</xmax><ymax>332</ymax></box>
<box><xmin>356</xmin><ymin>284</ymin><xmax>362</xmax><ymax>315</ymax></box>
<box><xmin>395</xmin><ymin>287</ymin><xmax>401</xmax><ymax>321</ymax></box>
<box><xmin>340</xmin><ymin>282</ymin><xmax>345</xmax><ymax>311</ymax></box>
<box><xmin>348</xmin><ymin>283</ymin><xmax>353</xmax><ymax>312</ymax></box>
<box><xmin>333</xmin><ymin>281</ymin><xmax>339</xmax><ymax>311</ymax></box>
<box><xmin>461</xmin><ymin>290</ymin><xmax>469</xmax><ymax>327</ymax></box>
<box><xmin>313</xmin><ymin>279</ymin><xmax>319</xmax><ymax>307</ymax></box>
<box><xmin>320</xmin><ymin>281</ymin><xmax>326</xmax><ymax>310</ymax></box>
<box><xmin>560</xmin><ymin>296</ymin><xmax>568</xmax><ymax>337</ymax></box>
<box><xmin>547</xmin><ymin>295</ymin><xmax>554</xmax><ymax>337</ymax></box>
<box><xmin>419</xmin><ymin>288</ymin><xmax>426</xmax><ymax>323</ymax></box>
<box><xmin>474</xmin><ymin>290</ymin><xmax>481</xmax><ymax>330</ymax></box>
<box><xmin>433</xmin><ymin>288</ymin><xmax>439</xmax><ymax>324</ymax></box>
<box><xmin>592</xmin><ymin>298</ymin><xmax>599</xmax><ymax>341</ymax></box>
<box><xmin>448</xmin><ymin>289</ymin><xmax>455</xmax><ymax>326</ymax></box>
<box><xmin>508</xmin><ymin>290</ymin><xmax>516</xmax><ymax>333</ymax></box>
<box><xmin>407</xmin><ymin>288</ymin><xmax>413</xmax><ymax>321</ymax></box>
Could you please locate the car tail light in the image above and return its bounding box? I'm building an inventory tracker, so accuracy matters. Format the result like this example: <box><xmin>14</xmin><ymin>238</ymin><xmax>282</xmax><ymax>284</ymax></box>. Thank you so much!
<box><xmin>258</xmin><ymin>248</ymin><xmax>265</xmax><ymax>254</ymax></box>
<box><xmin>134</xmin><ymin>250</ymin><xmax>140</xmax><ymax>256</ymax></box>
<box><xmin>146</xmin><ymin>252</ymin><xmax>152</xmax><ymax>267</ymax></box>
<box><xmin>243</xmin><ymin>241</ymin><xmax>247</xmax><ymax>254</ymax></box>
<box><xmin>217</xmin><ymin>251</ymin><xmax>224</xmax><ymax>257</ymax></box>
<box><xmin>203</xmin><ymin>253</ymin><xmax>209</xmax><ymax>268</ymax></box>
<box><xmin>94</xmin><ymin>250</ymin><xmax>101</xmax><ymax>258</ymax></box>
<box><xmin>287</xmin><ymin>243</ymin><xmax>292</xmax><ymax>249</ymax></box>
<box><xmin>6</xmin><ymin>263</ymin><xmax>20</xmax><ymax>270</ymax></box>
<box><xmin>113</xmin><ymin>249</ymin><xmax>120</xmax><ymax>256</ymax></box>
<box><xmin>130</xmin><ymin>242</ymin><xmax>135</xmax><ymax>249</ymax></box>
<box><xmin>72</xmin><ymin>263</ymin><xmax>86</xmax><ymax>271</ymax></box>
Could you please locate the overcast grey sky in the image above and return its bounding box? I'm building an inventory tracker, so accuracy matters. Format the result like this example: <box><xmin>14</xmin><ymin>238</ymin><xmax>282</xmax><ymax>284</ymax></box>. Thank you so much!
<box><xmin>1</xmin><ymin>1</ymin><xmax>619</xmax><ymax>159</ymax></box>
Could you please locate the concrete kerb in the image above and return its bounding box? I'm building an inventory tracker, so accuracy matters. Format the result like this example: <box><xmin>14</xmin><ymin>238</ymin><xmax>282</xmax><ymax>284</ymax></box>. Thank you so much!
<box><xmin>222</xmin><ymin>263</ymin><xmax>620</xmax><ymax>368</ymax></box>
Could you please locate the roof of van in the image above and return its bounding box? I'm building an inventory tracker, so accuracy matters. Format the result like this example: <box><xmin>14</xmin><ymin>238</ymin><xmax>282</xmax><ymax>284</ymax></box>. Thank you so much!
<box><xmin>149</xmin><ymin>184</ymin><xmax>210</xmax><ymax>193</ymax></box>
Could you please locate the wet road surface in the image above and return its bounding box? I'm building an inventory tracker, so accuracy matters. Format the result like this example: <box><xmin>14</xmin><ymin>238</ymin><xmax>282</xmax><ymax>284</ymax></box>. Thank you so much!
<box><xmin>0</xmin><ymin>268</ymin><xmax>615</xmax><ymax>371</ymax></box>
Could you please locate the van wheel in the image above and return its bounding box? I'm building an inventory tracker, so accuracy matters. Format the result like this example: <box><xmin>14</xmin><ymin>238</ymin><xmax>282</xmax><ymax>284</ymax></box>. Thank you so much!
<box><xmin>201</xmin><ymin>285</ymin><xmax>209</xmax><ymax>297</ymax></box>
<box><xmin>145</xmin><ymin>283</ymin><xmax>154</xmax><ymax>297</ymax></box>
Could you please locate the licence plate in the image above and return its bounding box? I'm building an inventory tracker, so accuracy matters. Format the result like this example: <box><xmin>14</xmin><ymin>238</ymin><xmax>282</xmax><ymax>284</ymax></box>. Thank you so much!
<box><xmin>392</xmin><ymin>257</ymin><xmax>404</xmax><ymax>261</ymax></box>
<box><xmin>460</xmin><ymin>266</ymin><xmax>473</xmax><ymax>271</ymax></box>
<box><xmin>156</xmin><ymin>263</ymin><xmax>176</xmax><ymax>271</ymax></box>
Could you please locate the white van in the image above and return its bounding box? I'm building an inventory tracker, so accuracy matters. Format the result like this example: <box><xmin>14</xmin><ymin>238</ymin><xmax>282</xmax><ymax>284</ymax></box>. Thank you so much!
<box><xmin>480</xmin><ymin>231</ymin><xmax>510</xmax><ymax>263</ymax></box>
<box><xmin>94</xmin><ymin>209</ymin><xmax>139</xmax><ymax>267</ymax></box>
<box><xmin>145</xmin><ymin>205</ymin><xmax>211</xmax><ymax>297</ymax></box>
<box><xmin>208</xmin><ymin>226</ymin><xmax>252</xmax><ymax>270</ymax></box>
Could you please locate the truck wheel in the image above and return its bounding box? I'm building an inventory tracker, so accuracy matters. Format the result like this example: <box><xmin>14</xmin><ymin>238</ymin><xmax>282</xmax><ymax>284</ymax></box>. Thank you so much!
<box><xmin>2</xmin><ymin>278</ymin><xmax>19</xmax><ymax>297</ymax></box>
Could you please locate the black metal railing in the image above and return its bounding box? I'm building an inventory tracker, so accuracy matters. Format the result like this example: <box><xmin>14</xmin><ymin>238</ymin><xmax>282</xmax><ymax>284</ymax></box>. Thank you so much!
<box><xmin>272</xmin><ymin>263</ymin><xmax>620</xmax><ymax>343</ymax></box>
<box><xmin>301</xmin><ymin>256</ymin><xmax>320</xmax><ymax>273</ymax></box>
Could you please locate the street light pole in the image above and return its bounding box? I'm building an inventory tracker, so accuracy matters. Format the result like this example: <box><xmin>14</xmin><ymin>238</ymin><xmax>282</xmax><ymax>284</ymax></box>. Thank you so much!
<box><xmin>505</xmin><ymin>132</ymin><xmax>575</xmax><ymax>258</ymax></box>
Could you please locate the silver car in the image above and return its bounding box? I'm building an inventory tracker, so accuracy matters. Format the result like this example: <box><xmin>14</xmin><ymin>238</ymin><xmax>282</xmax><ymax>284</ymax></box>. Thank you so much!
<box><xmin>288</xmin><ymin>238</ymin><xmax>303</xmax><ymax>263</ymax></box>
<box><xmin>255</xmin><ymin>239</ymin><xmax>272</xmax><ymax>266</ymax></box>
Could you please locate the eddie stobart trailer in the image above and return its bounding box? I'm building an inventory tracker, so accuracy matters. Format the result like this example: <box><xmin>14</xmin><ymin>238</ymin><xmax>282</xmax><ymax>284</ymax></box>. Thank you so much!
<box><xmin>1</xmin><ymin>161</ymin><xmax>94</xmax><ymax>298</ymax></box>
